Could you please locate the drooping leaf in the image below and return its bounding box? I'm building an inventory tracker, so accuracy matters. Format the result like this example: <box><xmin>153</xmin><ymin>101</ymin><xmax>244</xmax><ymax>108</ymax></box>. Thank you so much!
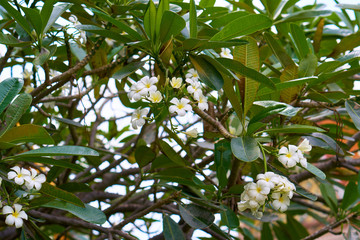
<box><xmin>211</xmin><ymin>14</ymin><xmax>272</xmax><ymax>41</ymax></box>
<box><xmin>345</xmin><ymin>100</ymin><xmax>360</xmax><ymax>130</ymax></box>
<box><xmin>0</xmin><ymin>124</ymin><xmax>54</xmax><ymax>145</ymax></box>
<box><xmin>304</xmin><ymin>163</ymin><xmax>326</xmax><ymax>180</ymax></box>
<box><xmin>220</xmin><ymin>205</ymin><xmax>239</xmax><ymax>229</ymax></box>
<box><xmin>163</xmin><ymin>214</ymin><xmax>185</xmax><ymax>240</ymax></box>
<box><xmin>42</xmin><ymin>200</ymin><xmax>106</xmax><ymax>224</ymax></box>
<box><xmin>231</xmin><ymin>136</ymin><xmax>260</xmax><ymax>162</ymax></box>
<box><xmin>0</xmin><ymin>78</ymin><xmax>24</xmax><ymax>115</ymax></box>
<box><xmin>190</xmin><ymin>55</ymin><xmax>224</xmax><ymax>90</ymax></box>
<box><xmin>179</xmin><ymin>204</ymin><xmax>215</xmax><ymax>229</ymax></box>
<box><xmin>0</xmin><ymin>93</ymin><xmax>32</xmax><ymax>136</ymax></box>
<box><xmin>40</xmin><ymin>182</ymin><xmax>84</xmax><ymax>207</ymax></box>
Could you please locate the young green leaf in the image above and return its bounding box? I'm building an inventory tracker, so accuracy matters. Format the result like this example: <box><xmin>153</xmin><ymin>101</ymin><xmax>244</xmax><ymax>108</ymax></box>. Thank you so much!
<box><xmin>0</xmin><ymin>1</ymin><xmax>33</xmax><ymax>36</ymax></box>
<box><xmin>144</xmin><ymin>0</ymin><xmax>157</xmax><ymax>41</ymax></box>
<box><xmin>42</xmin><ymin>3</ymin><xmax>73</xmax><ymax>33</ymax></box>
<box><xmin>289</xmin><ymin>24</ymin><xmax>309</xmax><ymax>60</ymax></box>
<box><xmin>21</xmin><ymin>7</ymin><xmax>42</xmax><ymax>36</ymax></box>
<box><xmin>135</xmin><ymin>145</ymin><xmax>156</xmax><ymax>168</ymax></box>
<box><xmin>0</xmin><ymin>124</ymin><xmax>54</xmax><ymax>145</ymax></box>
<box><xmin>159</xmin><ymin>11</ymin><xmax>186</xmax><ymax>44</ymax></box>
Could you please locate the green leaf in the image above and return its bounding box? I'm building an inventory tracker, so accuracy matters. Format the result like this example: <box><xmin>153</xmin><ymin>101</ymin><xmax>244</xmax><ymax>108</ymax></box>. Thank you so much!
<box><xmin>319</xmin><ymin>182</ymin><xmax>338</xmax><ymax>213</ymax></box>
<box><xmin>276</xmin><ymin>10</ymin><xmax>332</xmax><ymax>24</ymax></box>
<box><xmin>11</xmin><ymin>146</ymin><xmax>99</xmax><ymax>158</ymax></box>
<box><xmin>75</xmin><ymin>25</ymin><xmax>131</xmax><ymax>42</ymax></box>
<box><xmin>189</xmin><ymin>55</ymin><xmax>224</xmax><ymax>90</ymax></box>
<box><xmin>263</xmin><ymin>32</ymin><xmax>295</xmax><ymax>68</ymax></box>
<box><xmin>92</xmin><ymin>8</ymin><xmax>142</xmax><ymax>40</ymax></box>
<box><xmin>341</xmin><ymin>182</ymin><xmax>359</xmax><ymax>210</ymax></box>
<box><xmin>329</xmin><ymin>31</ymin><xmax>360</xmax><ymax>58</ymax></box>
<box><xmin>58</xmin><ymin>182</ymin><xmax>92</xmax><ymax>193</ymax></box>
<box><xmin>217</xmin><ymin>58</ymin><xmax>276</xmax><ymax>90</ymax></box>
<box><xmin>144</xmin><ymin>0</ymin><xmax>157</xmax><ymax>41</ymax></box>
<box><xmin>262</xmin><ymin>124</ymin><xmax>325</xmax><ymax>134</ymax></box>
<box><xmin>154</xmin><ymin>167</ymin><xmax>195</xmax><ymax>187</ymax></box>
<box><xmin>295</xmin><ymin>185</ymin><xmax>317</xmax><ymax>201</ymax></box>
<box><xmin>158</xmin><ymin>140</ymin><xmax>188</xmax><ymax>166</ymax></box>
<box><xmin>261</xmin><ymin>223</ymin><xmax>273</xmax><ymax>240</ymax></box>
<box><xmin>11</xmin><ymin>156</ymin><xmax>84</xmax><ymax>171</ymax></box>
<box><xmin>40</xmin><ymin>182</ymin><xmax>84</xmax><ymax>207</ymax></box>
<box><xmin>298</xmin><ymin>54</ymin><xmax>317</xmax><ymax>77</ymax></box>
<box><xmin>43</xmin><ymin>3</ymin><xmax>73</xmax><ymax>33</ymax></box>
<box><xmin>113</xmin><ymin>61</ymin><xmax>146</xmax><ymax>79</ymax></box>
<box><xmin>189</xmin><ymin>0</ymin><xmax>197</xmax><ymax>38</ymax></box>
<box><xmin>163</xmin><ymin>214</ymin><xmax>185</xmax><ymax>240</ymax></box>
<box><xmin>210</xmin><ymin>14</ymin><xmax>272</xmax><ymax>41</ymax></box>
<box><xmin>0</xmin><ymin>93</ymin><xmax>32</xmax><ymax>136</ymax></box>
<box><xmin>336</xmin><ymin>4</ymin><xmax>360</xmax><ymax>11</ymax></box>
<box><xmin>345</xmin><ymin>100</ymin><xmax>360</xmax><ymax>130</ymax></box>
<box><xmin>250</xmin><ymin>101</ymin><xmax>300</xmax><ymax>124</ymax></box>
<box><xmin>222</xmin><ymin>75</ymin><xmax>243</xmax><ymax>121</ymax></box>
<box><xmin>208</xmin><ymin>223</ymin><xmax>232</xmax><ymax>239</ymax></box>
<box><xmin>42</xmin><ymin>200</ymin><xmax>106</xmax><ymax>224</ymax></box>
<box><xmin>135</xmin><ymin>145</ymin><xmax>156</xmax><ymax>168</ymax></box>
<box><xmin>0</xmin><ymin>1</ymin><xmax>32</xmax><ymax>36</ymax></box>
<box><xmin>220</xmin><ymin>205</ymin><xmax>239</xmax><ymax>229</ymax></box>
<box><xmin>53</xmin><ymin>117</ymin><xmax>83</xmax><ymax>128</ymax></box>
<box><xmin>40</xmin><ymin>0</ymin><xmax>56</xmax><ymax>32</ymax></box>
<box><xmin>179</xmin><ymin>204</ymin><xmax>215</xmax><ymax>229</ymax></box>
<box><xmin>21</xmin><ymin>7</ymin><xmax>42</xmax><ymax>36</ymax></box>
<box><xmin>233</xmin><ymin>36</ymin><xmax>260</xmax><ymax>116</ymax></box>
<box><xmin>0</xmin><ymin>78</ymin><xmax>24</xmax><ymax>115</ymax></box>
<box><xmin>0</xmin><ymin>124</ymin><xmax>54</xmax><ymax>145</ymax></box>
<box><xmin>33</xmin><ymin>47</ymin><xmax>51</xmax><ymax>66</ymax></box>
<box><xmin>231</xmin><ymin>136</ymin><xmax>260</xmax><ymax>162</ymax></box>
<box><xmin>156</xmin><ymin>0</ymin><xmax>169</xmax><ymax>42</ymax></box>
<box><xmin>304</xmin><ymin>163</ymin><xmax>326</xmax><ymax>180</ymax></box>
<box><xmin>286</xmin><ymin>215</ymin><xmax>309</xmax><ymax>239</ymax></box>
<box><xmin>215</xmin><ymin>140</ymin><xmax>232</xmax><ymax>188</ymax></box>
<box><xmin>289</xmin><ymin>24</ymin><xmax>309</xmax><ymax>60</ymax></box>
<box><xmin>159</xmin><ymin>11</ymin><xmax>186</xmax><ymax>44</ymax></box>
<box><xmin>0</xmin><ymin>33</ymin><xmax>31</xmax><ymax>47</ymax></box>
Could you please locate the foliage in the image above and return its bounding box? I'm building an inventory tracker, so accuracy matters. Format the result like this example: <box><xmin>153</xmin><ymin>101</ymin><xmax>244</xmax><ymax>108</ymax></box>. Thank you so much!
<box><xmin>0</xmin><ymin>0</ymin><xmax>359</xmax><ymax>239</ymax></box>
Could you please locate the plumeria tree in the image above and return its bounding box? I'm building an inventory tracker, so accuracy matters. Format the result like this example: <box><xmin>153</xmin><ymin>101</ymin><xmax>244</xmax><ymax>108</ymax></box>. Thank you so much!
<box><xmin>0</xmin><ymin>0</ymin><xmax>360</xmax><ymax>239</ymax></box>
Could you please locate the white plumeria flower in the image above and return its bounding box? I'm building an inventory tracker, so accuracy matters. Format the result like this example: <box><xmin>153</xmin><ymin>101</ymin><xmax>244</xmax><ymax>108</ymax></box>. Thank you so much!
<box><xmin>24</xmin><ymin>85</ymin><xmax>34</xmax><ymax>93</ymax></box>
<box><xmin>8</xmin><ymin>167</ymin><xmax>30</xmax><ymax>185</ymax></box>
<box><xmin>298</xmin><ymin>139</ymin><xmax>312</xmax><ymax>153</ymax></box>
<box><xmin>24</xmin><ymin>168</ymin><xmax>46</xmax><ymax>190</ymax></box>
<box><xmin>3</xmin><ymin>204</ymin><xmax>28</xmax><ymax>228</ymax></box>
<box><xmin>170</xmin><ymin>77</ymin><xmax>182</xmax><ymax>89</ymax></box>
<box><xmin>256</xmin><ymin>172</ymin><xmax>280</xmax><ymax>189</ymax></box>
<box><xmin>297</xmin><ymin>150</ymin><xmax>308</xmax><ymax>168</ymax></box>
<box><xmin>140</xmin><ymin>76</ymin><xmax>158</xmax><ymax>95</ymax></box>
<box><xmin>271</xmin><ymin>192</ymin><xmax>290</xmax><ymax>212</ymax></box>
<box><xmin>169</xmin><ymin>98</ymin><xmax>192</xmax><ymax>117</ymax></box>
<box><xmin>186</xmin><ymin>81</ymin><xmax>203</xmax><ymax>99</ymax></box>
<box><xmin>185</xmin><ymin>68</ymin><xmax>199</xmax><ymax>80</ymax></box>
<box><xmin>185</xmin><ymin>78</ymin><xmax>197</xmax><ymax>85</ymax></box>
<box><xmin>131</xmin><ymin>107</ymin><xmax>149</xmax><ymax>129</ymax></box>
<box><xmin>184</xmin><ymin>128</ymin><xmax>198</xmax><ymax>138</ymax></box>
<box><xmin>128</xmin><ymin>82</ymin><xmax>146</xmax><ymax>101</ymax></box>
<box><xmin>278</xmin><ymin>145</ymin><xmax>299</xmax><ymax>168</ymax></box>
<box><xmin>247</xmin><ymin>181</ymin><xmax>269</xmax><ymax>204</ymax></box>
<box><xmin>148</xmin><ymin>91</ymin><xmax>163</xmax><ymax>103</ymax></box>
<box><xmin>195</xmin><ymin>94</ymin><xmax>208</xmax><ymax>111</ymax></box>
<box><xmin>220</xmin><ymin>48</ymin><xmax>233</xmax><ymax>59</ymax></box>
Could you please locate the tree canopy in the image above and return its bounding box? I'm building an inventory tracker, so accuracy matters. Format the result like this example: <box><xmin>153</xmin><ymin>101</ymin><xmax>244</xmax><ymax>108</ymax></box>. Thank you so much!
<box><xmin>0</xmin><ymin>0</ymin><xmax>360</xmax><ymax>239</ymax></box>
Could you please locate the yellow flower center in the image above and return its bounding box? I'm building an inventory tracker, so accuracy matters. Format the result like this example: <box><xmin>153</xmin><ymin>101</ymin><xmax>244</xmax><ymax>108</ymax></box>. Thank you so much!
<box><xmin>137</xmin><ymin>113</ymin><xmax>141</xmax><ymax>119</ymax></box>
<box><xmin>286</xmin><ymin>153</ymin><xmax>292</xmax><ymax>158</ymax></box>
<box><xmin>256</xmin><ymin>187</ymin><xmax>262</xmax><ymax>193</ymax></box>
<box><xmin>17</xmin><ymin>173</ymin><xmax>23</xmax><ymax>178</ymax></box>
<box><xmin>145</xmin><ymin>83</ymin><xmax>151</xmax><ymax>88</ymax></box>
<box><xmin>265</xmin><ymin>177</ymin><xmax>270</xmax><ymax>182</ymax></box>
<box><xmin>177</xmin><ymin>103</ymin><xmax>184</xmax><ymax>109</ymax></box>
<box><xmin>12</xmin><ymin>211</ymin><xmax>19</xmax><ymax>218</ymax></box>
<box><xmin>279</xmin><ymin>196</ymin><xmax>284</xmax><ymax>203</ymax></box>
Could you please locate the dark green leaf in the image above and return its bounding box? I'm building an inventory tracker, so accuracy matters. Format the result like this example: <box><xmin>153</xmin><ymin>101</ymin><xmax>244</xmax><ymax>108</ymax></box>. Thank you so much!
<box><xmin>144</xmin><ymin>0</ymin><xmax>157</xmax><ymax>41</ymax></box>
<box><xmin>217</xmin><ymin>58</ymin><xmax>276</xmax><ymax>90</ymax></box>
<box><xmin>261</xmin><ymin>223</ymin><xmax>273</xmax><ymax>240</ymax></box>
<box><xmin>263</xmin><ymin>32</ymin><xmax>295</xmax><ymax>68</ymax></box>
<box><xmin>43</xmin><ymin>3</ymin><xmax>73</xmax><ymax>33</ymax></box>
<box><xmin>113</xmin><ymin>61</ymin><xmax>146</xmax><ymax>79</ymax></box>
<box><xmin>263</xmin><ymin>124</ymin><xmax>325</xmax><ymax>134</ymax></box>
<box><xmin>42</xmin><ymin>200</ymin><xmax>105</xmax><ymax>224</ymax></box>
<box><xmin>341</xmin><ymin>182</ymin><xmax>359</xmax><ymax>210</ymax></box>
<box><xmin>276</xmin><ymin>10</ymin><xmax>332</xmax><ymax>24</ymax></box>
<box><xmin>215</xmin><ymin>140</ymin><xmax>232</xmax><ymax>188</ymax></box>
<box><xmin>289</xmin><ymin>24</ymin><xmax>309</xmax><ymax>60</ymax></box>
<box><xmin>190</xmin><ymin>55</ymin><xmax>224</xmax><ymax>90</ymax></box>
<box><xmin>0</xmin><ymin>124</ymin><xmax>54</xmax><ymax>145</ymax></box>
<box><xmin>135</xmin><ymin>145</ymin><xmax>156</xmax><ymax>168</ymax></box>
<box><xmin>179</xmin><ymin>204</ymin><xmax>215</xmax><ymax>229</ymax></box>
<box><xmin>159</xmin><ymin>11</ymin><xmax>186</xmax><ymax>44</ymax></box>
<box><xmin>0</xmin><ymin>78</ymin><xmax>24</xmax><ymax>115</ymax></box>
<box><xmin>295</xmin><ymin>185</ymin><xmax>317</xmax><ymax>201</ymax></box>
<box><xmin>21</xmin><ymin>7</ymin><xmax>42</xmax><ymax>36</ymax></box>
<box><xmin>211</xmin><ymin>14</ymin><xmax>272</xmax><ymax>41</ymax></box>
<box><xmin>319</xmin><ymin>182</ymin><xmax>338</xmax><ymax>212</ymax></box>
<box><xmin>189</xmin><ymin>0</ymin><xmax>197</xmax><ymax>38</ymax></box>
<box><xmin>40</xmin><ymin>182</ymin><xmax>84</xmax><ymax>207</ymax></box>
<box><xmin>158</xmin><ymin>140</ymin><xmax>188</xmax><ymax>166</ymax></box>
<box><xmin>53</xmin><ymin>117</ymin><xmax>83</xmax><ymax>127</ymax></box>
<box><xmin>11</xmin><ymin>157</ymin><xmax>84</xmax><ymax>172</ymax></box>
<box><xmin>220</xmin><ymin>205</ymin><xmax>239</xmax><ymax>229</ymax></box>
<box><xmin>0</xmin><ymin>33</ymin><xmax>31</xmax><ymax>47</ymax></box>
<box><xmin>231</xmin><ymin>136</ymin><xmax>260</xmax><ymax>162</ymax></box>
<box><xmin>163</xmin><ymin>214</ymin><xmax>185</xmax><ymax>240</ymax></box>
<box><xmin>298</xmin><ymin>54</ymin><xmax>317</xmax><ymax>77</ymax></box>
<box><xmin>0</xmin><ymin>1</ymin><xmax>32</xmax><ymax>36</ymax></box>
<box><xmin>11</xmin><ymin>146</ymin><xmax>99</xmax><ymax>158</ymax></box>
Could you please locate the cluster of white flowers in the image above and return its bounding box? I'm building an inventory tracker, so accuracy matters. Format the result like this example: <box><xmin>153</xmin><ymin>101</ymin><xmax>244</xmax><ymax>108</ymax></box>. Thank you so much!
<box><xmin>8</xmin><ymin>166</ymin><xmax>46</xmax><ymax>191</ymax></box>
<box><xmin>128</xmin><ymin>76</ymin><xmax>159</xmax><ymax>102</ymax></box>
<box><xmin>238</xmin><ymin>171</ymin><xmax>296</xmax><ymax>218</ymax></box>
<box><xmin>185</xmin><ymin>69</ymin><xmax>208</xmax><ymax>111</ymax></box>
<box><xmin>278</xmin><ymin>139</ymin><xmax>312</xmax><ymax>168</ymax></box>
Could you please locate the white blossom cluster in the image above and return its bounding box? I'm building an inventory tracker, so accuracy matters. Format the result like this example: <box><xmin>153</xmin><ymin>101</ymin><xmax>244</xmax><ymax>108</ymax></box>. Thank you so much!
<box><xmin>238</xmin><ymin>171</ymin><xmax>296</xmax><ymax>218</ymax></box>
<box><xmin>129</xmin><ymin>69</ymin><xmax>209</xmax><ymax>129</ymax></box>
<box><xmin>0</xmin><ymin>167</ymin><xmax>46</xmax><ymax>228</ymax></box>
<box><xmin>278</xmin><ymin>139</ymin><xmax>312</xmax><ymax>168</ymax></box>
